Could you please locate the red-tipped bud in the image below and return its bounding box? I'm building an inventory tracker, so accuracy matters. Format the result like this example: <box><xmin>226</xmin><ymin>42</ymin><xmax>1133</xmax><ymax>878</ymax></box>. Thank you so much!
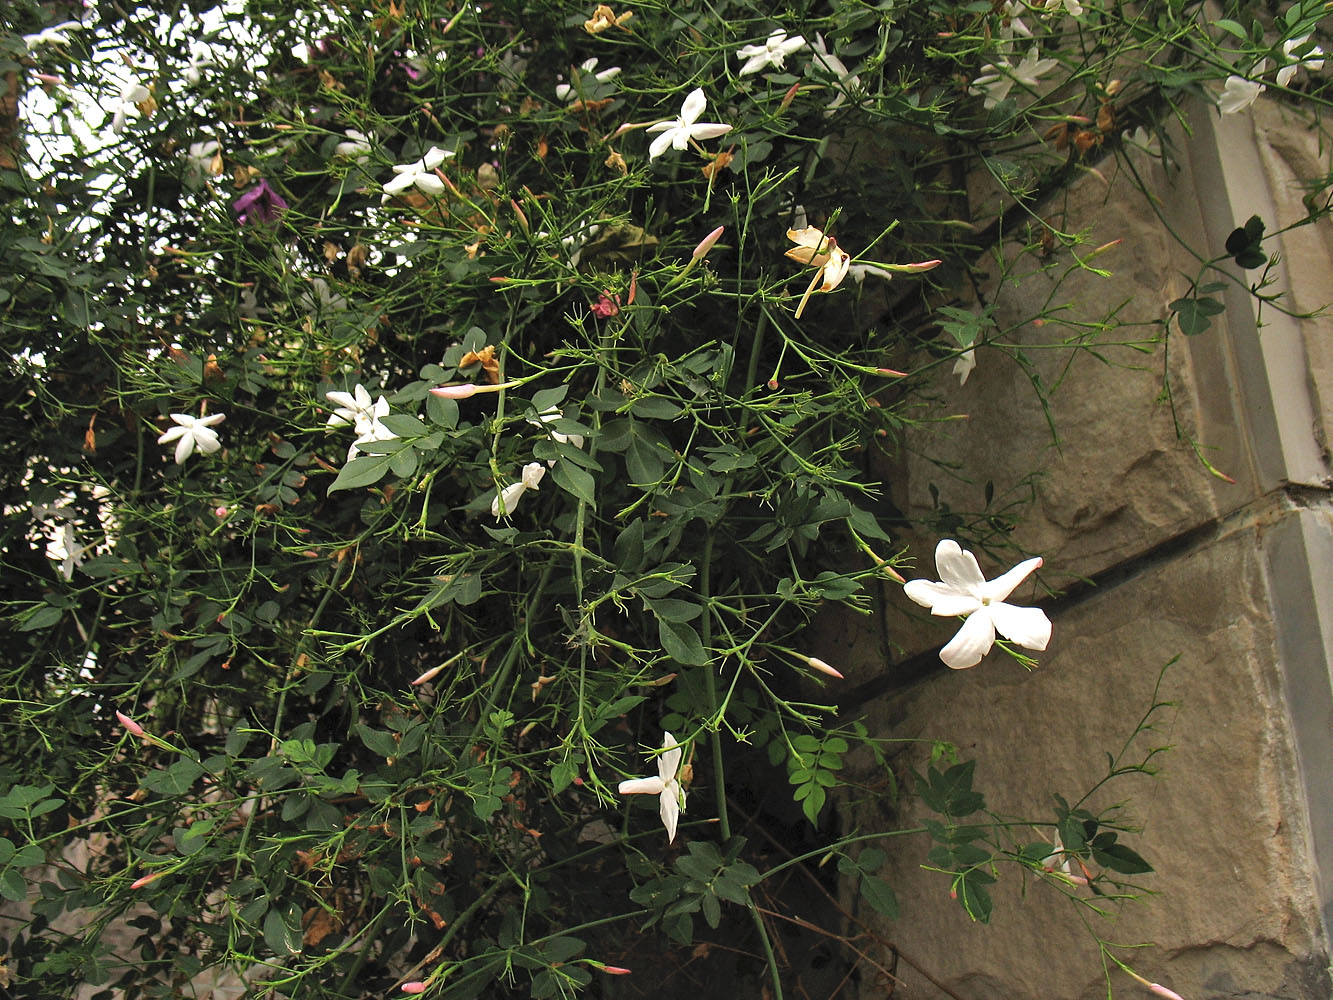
<box><xmin>130</xmin><ymin>872</ymin><xmax>163</xmax><ymax>889</ymax></box>
<box><xmin>116</xmin><ymin>711</ymin><xmax>146</xmax><ymax>737</ymax></box>
<box><xmin>898</xmin><ymin>259</ymin><xmax>942</xmax><ymax>273</ymax></box>
<box><xmin>1148</xmin><ymin>986</ymin><xmax>1185</xmax><ymax>1000</ymax></box>
<box><xmin>430</xmin><ymin>384</ymin><xmax>479</xmax><ymax>399</ymax></box>
<box><xmin>779</xmin><ymin>82</ymin><xmax>801</xmax><ymax>111</ymax></box>
<box><xmin>401</xmin><ymin>983</ymin><xmax>427</xmax><ymax>995</ymax></box>
<box><xmin>692</xmin><ymin>225</ymin><xmax>724</xmax><ymax>260</ymax></box>
<box><xmin>412</xmin><ymin>664</ymin><xmax>445</xmax><ymax>686</ymax></box>
<box><xmin>875</xmin><ymin>367</ymin><xmax>909</xmax><ymax>377</ymax></box>
<box><xmin>805</xmin><ymin>656</ymin><xmax>844</xmax><ymax>679</ymax></box>
<box><xmin>600</xmin><ymin>966</ymin><xmax>632</xmax><ymax>975</ymax></box>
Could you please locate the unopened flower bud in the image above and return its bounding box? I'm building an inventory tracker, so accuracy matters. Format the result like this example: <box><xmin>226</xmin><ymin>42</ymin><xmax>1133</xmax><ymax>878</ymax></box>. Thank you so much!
<box><xmin>1148</xmin><ymin>986</ymin><xmax>1185</xmax><ymax>1000</ymax></box>
<box><xmin>805</xmin><ymin>656</ymin><xmax>844</xmax><ymax>679</ymax></box>
<box><xmin>116</xmin><ymin>711</ymin><xmax>146</xmax><ymax>737</ymax></box>
<box><xmin>692</xmin><ymin>225</ymin><xmax>724</xmax><ymax>260</ymax></box>
<box><xmin>401</xmin><ymin>983</ymin><xmax>427</xmax><ymax>995</ymax></box>
<box><xmin>600</xmin><ymin>966</ymin><xmax>632</xmax><ymax>975</ymax></box>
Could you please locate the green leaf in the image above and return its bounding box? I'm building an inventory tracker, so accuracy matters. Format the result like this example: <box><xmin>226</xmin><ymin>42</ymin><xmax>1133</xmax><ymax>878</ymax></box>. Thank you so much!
<box><xmin>1212</xmin><ymin>18</ymin><xmax>1247</xmax><ymax>38</ymax></box>
<box><xmin>700</xmin><ymin>891</ymin><xmax>722</xmax><ymax>929</ymax></box>
<box><xmin>647</xmin><ymin>598</ymin><xmax>701</xmax><ymax>623</ymax></box>
<box><xmin>328</xmin><ymin>452</ymin><xmax>396</xmax><ymax>492</ymax></box>
<box><xmin>379</xmin><ymin>414</ymin><xmax>429</xmax><ymax>437</ymax></box>
<box><xmin>629</xmin><ymin>396</ymin><xmax>683</xmax><ymax>420</ymax></box>
<box><xmin>142</xmin><ymin>758</ymin><xmax>205</xmax><ymax>797</ymax></box>
<box><xmin>19</xmin><ymin>606</ymin><xmax>62</xmax><ymax>632</ymax></box>
<box><xmin>263</xmin><ymin>903</ymin><xmax>303</xmax><ymax>955</ymax></box>
<box><xmin>551</xmin><ymin>459</ymin><xmax>596</xmax><ymax>506</ymax></box>
<box><xmin>0</xmin><ymin>870</ymin><xmax>24</xmax><ymax>902</ymax></box>
<box><xmin>659</xmin><ymin>619</ymin><xmax>708</xmax><ymax>666</ymax></box>
<box><xmin>1092</xmin><ymin>842</ymin><xmax>1153</xmax><ymax>874</ymax></box>
<box><xmin>1168</xmin><ymin>295</ymin><xmax>1226</xmax><ymax>336</ymax></box>
<box><xmin>860</xmin><ymin>876</ymin><xmax>899</xmax><ymax>918</ymax></box>
<box><xmin>357</xmin><ymin>725</ymin><xmax>400</xmax><ymax>758</ymax></box>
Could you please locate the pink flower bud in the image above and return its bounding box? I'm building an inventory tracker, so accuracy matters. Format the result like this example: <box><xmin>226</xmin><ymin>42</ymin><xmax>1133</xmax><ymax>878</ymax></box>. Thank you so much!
<box><xmin>591</xmin><ymin>293</ymin><xmax>621</xmax><ymax>318</ymax></box>
<box><xmin>875</xmin><ymin>367</ymin><xmax>908</xmax><ymax>377</ymax></box>
<box><xmin>1148</xmin><ymin>986</ymin><xmax>1185</xmax><ymax>1000</ymax></box>
<box><xmin>430</xmin><ymin>384</ymin><xmax>480</xmax><ymax>399</ymax></box>
<box><xmin>805</xmin><ymin>656</ymin><xmax>844</xmax><ymax>679</ymax></box>
<box><xmin>116</xmin><ymin>711</ymin><xmax>146</xmax><ymax>737</ymax></box>
<box><xmin>692</xmin><ymin>225</ymin><xmax>724</xmax><ymax>260</ymax></box>
<box><xmin>600</xmin><ymin>966</ymin><xmax>632</xmax><ymax>975</ymax></box>
<box><xmin>401</xmin><ymin>983</ymin><xmax>427</xmax><ymax>995</ymax></box>
<box><xmin>898</xmin><ymin>259</ymin><xmax>942</xmax><ymax>273</ymax></box>
<box><xmin>411</xmin><ymin>664</ymin><xmax>445</xmax><ymax>686</ymax></box>
<box><xmin>130</xmin><ymin>872</ymin><xmax>162</xmax><ymax>889</ymax></box>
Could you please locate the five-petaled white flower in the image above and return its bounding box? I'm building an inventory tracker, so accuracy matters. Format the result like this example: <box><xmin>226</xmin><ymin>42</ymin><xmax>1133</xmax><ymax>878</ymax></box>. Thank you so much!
<box><xmin>1041</xmin><ymin>0</ymin><xmax>1084</xmax><ymax>18</ymax></box>
<box><xmin>646</xmin><ymin>89</ymin><xmax>732</xmax><ymax>160</ymax></box>
<box><xmin>970</xmin><ymin>46</ymin><xmax>1058</xmax><ymax>108</ymax></box>
<box><xmin>556</xmin><ymin>58</ymin><xmax>621</xmax><ymax>101</ymax></box>
<box><xmin>184</xmin><ymin>140</ymin><xmax>221</xmax><ymax>187</ymax></box>
<box><xmin>158</xmin><ymin>412</ymin><xmax>225</xmax><ymax>465</ymax></box>
<box><xmin>325</xmin><ymin>385</ymin><xmax>396</xmax><ymax>460</ymax></box>
<box><xmin>23</xmin><ymin>21</ymin><xmax>82</xmax><ymax>50</ymax></box>
<box><xmin>903</xmin><ymin>539</ymin><xmax>1051</xmax><ymax>669</ymax></box>
<box><xmin>183</xmin><ymin>43</ymin><xmax>214</xmax><ymax>85</ymax></box>
<box><xmin>953</xmin><ymin>349</ymin><xmax>977</xmax><ymax>385</ymax></box>
<box><xmin>492</xmin><ymin>462</ymin><xmax>546</xmax><ymax>519</ymax></box>
<box><xmin>618</xmin><ymin>731</ymin><xmax>687</xmax><ymax>842</ymax></box>
<box><xmin>1217</xmin><ymin>74</ymin><xmax>1265</xmax><ymax>113</ymax></box>
<box><xmin>809</xmin><ymin>34</ymin><xmax>861</xmax><ymax>114</ymax></box>
<box><xmin>110</xmin><ymin>76</ymin><xmax>152</xmax><ymax>134</ymax></box>
<box><xmin>334</xmin><ymin>129</ymin><xmax>372</xmax><ymax>162</ymax></box>
<box><xmin>736</xmin><ymin>30</ymin><xmax>807</xmax><ymax>76</ymax></box>
<box><xmin>381</xmin><ymin>146</ymin><xmax>454</xmax><ymax>202</ymax></box>
<box><xmin>1277</xmin><ymin>35</ymin><xmax>1325</xmax><ymax>88</ymax></box>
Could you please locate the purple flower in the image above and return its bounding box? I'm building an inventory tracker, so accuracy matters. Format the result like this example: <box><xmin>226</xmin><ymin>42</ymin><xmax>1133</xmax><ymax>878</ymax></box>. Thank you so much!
<box><xmin>232</xmin><ymin>180</ymin><xmax>288</xmax><ymax>226</ymax></box>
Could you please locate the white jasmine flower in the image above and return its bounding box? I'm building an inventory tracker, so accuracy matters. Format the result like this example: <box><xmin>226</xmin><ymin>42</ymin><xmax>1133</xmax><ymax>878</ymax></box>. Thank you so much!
<box><xmin>618</xmin><ymin>732</ymin><xmax>687</xmax><ymax>842</ymax></box>
<box><xmin>528</xmin><ymin>406</ymin><xmax>585</xmax><ymax>452</ymax></box>
<box><xmin>736</xmin><ymin>30</ymin><xmax>807</xmax><ymax>76</ymax></box>
<box><xmin>183</xmin><ymin>43</ymin><xmax>215</xmax><ymax>85</ymax></box>
<box><xmin>109</xmin><ymin>77</ymin><xmax>152</xmax><ymax>134</ymax></box>
<box><xmin>847</xmin><ymin>262</ymin><xmax>896</xmax><ymax>284</ymax></box>
<box><xmin>348</xmin><ymin>414</ymin><xmax>398</xmax><ymax>461</ymax></box>
<box><xmin>970</xmin><ymin>46</ymin><xmax>1058</xmax><ymax>108</ymax></box>
<box><xmin>23</xmin><ymin>21</ymin><xmax>82</xmax><ymax>49</ymax></box>
<box><xmin>785</xmin><ymin>226</ymin><xmax>850</xmax><ymax>318</ymax></box>
<box><xmin>158</xmin><ymin>412</ymin><xmax>225</xmax><ymax>465</ymax></box>
<box><xmin>1216</xmin><ymin>74</ymin><xmax>1265</xmax><ymax>113</ymax></box>
<box><xmin>56</xmin><ymin>523</ymin><xmax>87</xmax><ymax>581</ymax></box>
<box><xmin>998</xmin><ymin>2</ymin><xmax>1033</xmax><ymax>42</ymax></box>
<box><xmin>953</xmin><ymin>349</ymin><xmax>977</xmax><ymax>385</ymax></box>
<box><xmin>1276</xmin><ymin>35</ymin><xmax>1325</xmax><ymax>87</ymax></box>
<box><xmin>809</xmin><ymin>34</ymin><xmax>861</xmax><ymax>113</ymax></box>
<box><xmin>184</xmin><ymin>140</ymin><xmax>221</xmax><ymax>188</ymax></box>
<box><xmin>381</xmin><ymin>146</ymin><xmax>454</xmax><ymax>202</ymax></box>
<box><xmin>1041</xmin><ymin>831</ymin><xmax>1090</xmax><ymax>886</ymax></box>
<box><xmin>1041</xmin><ymin>0</ymin><xmax>1084</xmax><ymax>17</ymax></box>
<box><xmin>903</xmin><ymin>539</ymin><xmax>1051</xmax><ymax>669</ymax></box>
<box><xmin>334</xmin><ymin>129</ymin><xmax>372</xmax><ymax>162</ymax></box>
<box><xmin>301</xmin><ymin>277</ymin><xmax>348</xmax><ymax>315</ymax></box>
<box><xmin>492</xmin><ymin>462</ymin><xmax>546</xmax><ymax>519</ymax></box>
<box><xmin>325</xmin><ymin>384</ymin><xmax>387</xmax><ymax>434</ymax></box>
<box><xmin>555</xmin><ymin>58</ymin><xmax>621</xmax><ymax>101</ymax></box>
<box><xmin>646</xmin><ymin>88</ymin><xmax>732</xmax><ymax>160</ymax></box>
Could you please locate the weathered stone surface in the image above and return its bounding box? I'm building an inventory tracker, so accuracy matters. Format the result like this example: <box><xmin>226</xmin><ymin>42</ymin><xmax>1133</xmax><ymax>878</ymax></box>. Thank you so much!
<box><xmin>846</xmin><ymin>520</ymin><xmax>1329</xmax><ymax>999</ymax></box>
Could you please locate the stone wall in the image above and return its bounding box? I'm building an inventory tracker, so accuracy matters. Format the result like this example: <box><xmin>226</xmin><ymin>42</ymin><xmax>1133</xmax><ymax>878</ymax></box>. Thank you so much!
<box><xmin>834</xmin><ymin>100</ymin><xmax>1333</xmax><ymax>999</ymax></box>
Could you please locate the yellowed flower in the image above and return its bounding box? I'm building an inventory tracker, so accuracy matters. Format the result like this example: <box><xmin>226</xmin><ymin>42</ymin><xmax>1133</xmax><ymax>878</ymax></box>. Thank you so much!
<box><xmin>584</xmin><ymin>4</ymin><xmax>632</xmax><ymax>34</ymax></box>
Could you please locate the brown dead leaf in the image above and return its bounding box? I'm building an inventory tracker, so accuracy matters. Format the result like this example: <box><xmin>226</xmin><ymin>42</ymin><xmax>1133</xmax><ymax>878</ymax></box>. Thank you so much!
<box><xmin>303</xmin><ymin>905</ymin><xmax>343</xmax><ymax>947</ymax></box>
<box><xmin>459</xmin><ymin>344</ymin><xmax>501</xmax><ymax>383</ymax></box>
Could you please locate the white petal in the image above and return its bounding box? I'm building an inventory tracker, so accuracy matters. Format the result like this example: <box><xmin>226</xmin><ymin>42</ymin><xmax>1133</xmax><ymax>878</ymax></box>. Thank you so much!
<box><xmin>659</xmin><ymin>784</ymin><xmax>681</xmax><ymax>842</ymax></box>
<box><xmin>981</xmin><ymin>555</ymin><xmax>1042</xmax><ymax>602</ymax></box>
<box><xmin>648</xmin><ymin>129</ymin><xmax>677</xmax><ymax>160</ymax></box>
<box><xmin>679</xmin><ymin>88</ymin><xmax>706</xmax><ymax>126</ymax></box>
<box><xmin>658</xmin><ymin>735</ymin><xmax>682</xmax><ymax>782</ymax></box>
<box><xmin>520</xmin><ymin>462</ymin><xmax>547</xmax><ymax>489</ymax></box>
<box><xmin>157</xmin><ymin>426</ymin><xmax>189</xmax><ymax>445</ymax></box>
<box><xmin>618</xmin><ymin>776</ymin><xmax>666</xmax><ymax>795</ymax></box>
<box><xmin>193</xmin><ymin>428</ymin><xmax>222</xmax><ymax>454</ymax></box>
<box><xmin>492</xmin><ymin>481</ymin><xmax>527</xmax><ymax>519</ymax></box>
<box><xmin>415</xmin><ymin>174</ymin><xmax>446</xmax><ymax>196</ymax></box>
<box><xmin>934</xmin><ymin>540</ymin><xmax>986</xmax><ymax>595</ymax></box>
<box><xmin>988</xmin><ymin>602</ymin><xmax>1052</xmax><ymax>651</ymax></box>
<box><xmin>687</xmin><ymin>123</ymin><xmax>733</xmax><ymax>143</ymax></box>
<box><xmin>174</xmin><ymin>434</ymin><xmax>195</xmax><ymax>464</ymax></box>
<box><xmin>939</xmin><ymin>609</ymin><xmax>996</xmax><ymax>669</ymax></box>
<box><xmin>903</xmin><ymin>578</ymin><xmax>958</xmax><ymax>610</ymax></box>
<box><xmin>383</xmin><ymin>172</ymin><xmax>415</xmax><ymax>195</ymax></box>
<box><xmin>422</xmin><ymin>146</ymin><xmax>452</xmax><ymax>170</ymax></box>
